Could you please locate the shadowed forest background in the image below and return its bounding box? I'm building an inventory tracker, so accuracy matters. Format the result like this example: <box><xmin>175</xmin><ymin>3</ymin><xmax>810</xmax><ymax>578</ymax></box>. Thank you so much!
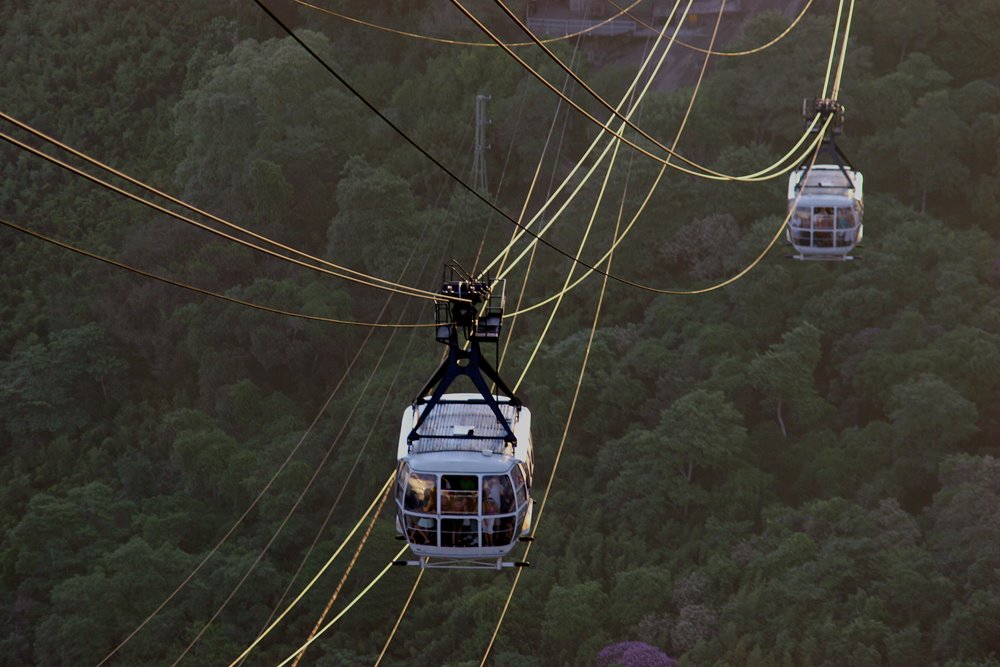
<box><xmin>1</xmin><ymin>1</ymin><xmax>998</xmax><ymax>665</ymax></box>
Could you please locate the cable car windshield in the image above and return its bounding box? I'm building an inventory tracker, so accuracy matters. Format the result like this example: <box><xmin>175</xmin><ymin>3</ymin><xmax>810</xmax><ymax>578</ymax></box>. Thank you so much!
<box><xmin>397</xmin><ymin>468</ymin><xmax>528</xmax><ymax>549</ymax></box>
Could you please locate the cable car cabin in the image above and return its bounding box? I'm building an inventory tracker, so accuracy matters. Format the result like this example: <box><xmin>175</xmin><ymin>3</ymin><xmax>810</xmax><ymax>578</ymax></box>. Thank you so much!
<box><xmin>786</xmin><ymin>165</ymin><xmax>864</xmax><ymax>260</ymax></box>
<box><xmin>395</xmin><ymin>393</ymin><xmax>533</xmax><ymax>570</ymax></box>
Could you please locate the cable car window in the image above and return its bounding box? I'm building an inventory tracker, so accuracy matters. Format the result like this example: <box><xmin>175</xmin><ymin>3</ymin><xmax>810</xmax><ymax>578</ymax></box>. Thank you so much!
<box><xmin>493</xmin><ymin>516</ymin><xmax>516</xmax><ymax>546</ymax></box>
<box><xmin>483</xmin><ymin>475</ymin><xmax>515</xmax><ymax>515</ymax></box>
<box><xmin>405</xmin><ymin>514</ymin><xmax>436</xmax><ymax>546</ymax></box>
<box><xmin>814</xmin><ymin>207</ymin><xmax>834</xmax><ymax>228</ymax></box>
<box><xmin>792</xmin><ymin>207</ymin><xmax>810</xmax><ymax>228</ymax></box>
<box><xmin>512</xmin><ymin>464</ymin><xmax>525</xmax><ymax>490</ymax></box>
<box><xmin>513</xmin><ymin>464</ymin><xmax>527</xmax><ymax>506</ymax></box>
<box><xmin>441</xmin><ymin>518</ymin><xmax>478</xmax><ymax>547</ymax></box>
<box><xmin>396</xmin><ymin>462</ymin><xmax>409</xmax><ymax>505</ymax></box>
<box><xmin>441</xmin><ymin>475</ymin><xmax>478</xmax><ymax>514</ymax></box>
<box><xmin>836</xmin><ymin>207</ymin><xmax>854</xmax><ymax>226</ymax></box>
<box><xmin>405</xmin><ymin>473</ymin><xmax>437</xmax><ymax>512</ymax></box>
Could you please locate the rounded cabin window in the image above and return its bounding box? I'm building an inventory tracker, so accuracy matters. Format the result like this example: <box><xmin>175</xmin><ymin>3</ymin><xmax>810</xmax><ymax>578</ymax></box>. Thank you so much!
<box><xmin>792</xmin><ymin>207</ymin><xmax>810</xmax><ymax>228</ymax></box>
<box><xmin>513</xmin><ymin>464</ymin><xmax>528</xmax><ymax>507</ymax></box>
<box><xmin>441</xmin><ymin>518</ymin><xmax>478</xmax><ymax>547</ymax></box>
<box><xmin>396</xmin><ymin>461</ymin><xmax>409</xmax><ymax>506</ymax></box>
<box><xmin>483</xmin><ymin>475</ymin><xmax>516</xmax><ymax>515</ymax></box>
<box><xmin>404</xmin><ymin>514</ymin><xmax>436</xmax><ymax>545</ymax></box>
<box><xmin>441</xmin><ymin>475</ymin><xmax>478</xmax><ymax>514</ymax></box>
<box><xmin>405</xmin><ymin>472</ymin><xmax>437</xmax><ymax>513</ymax></box>
<box><xmin>399</xmin><ymin>467</ymin><xmax>528</xmax><ymax>550</ymax></box>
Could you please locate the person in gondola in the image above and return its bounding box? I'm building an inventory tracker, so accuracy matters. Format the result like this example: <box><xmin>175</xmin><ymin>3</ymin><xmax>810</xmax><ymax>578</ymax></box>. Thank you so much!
<box><xmin>482</xmin><ymin>497</ymin><xmax>499</xmax><ymax>546</ymax></box>
<box><xmin>415</xmin><ymin>490</ymin><xmax>436</xmax><ymax>544</ymax></box>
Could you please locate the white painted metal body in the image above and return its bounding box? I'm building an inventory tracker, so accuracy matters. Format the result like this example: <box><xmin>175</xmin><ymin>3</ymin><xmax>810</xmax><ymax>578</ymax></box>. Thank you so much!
<box><xmin>394</xmin><ymin>393</ymin><xmax>533</xmax><ymax>568</ymax></box>
<box><xmin>786</xmin><ymin>165</ymin><xmax>864</xmax><ymax>260</ymax></box>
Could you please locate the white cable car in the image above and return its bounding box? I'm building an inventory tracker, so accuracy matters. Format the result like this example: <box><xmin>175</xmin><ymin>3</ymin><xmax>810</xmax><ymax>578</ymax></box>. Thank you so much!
<box><xmin>395</xmin><ymin>393</ymin><xmax>533</xmax><ymax>569</ymax></box>
<box><xmin>786</xmin><ymin>98</ymin><xmax>864</xmax><ymax>261</ymax></box>
<box><xmin>394</xmin><ymin>272</ymin><xmax>533</xmax><ymax>570</ymax></box>
<box><xmin>786</xmin><ymin>165</ymin><xmax>863</xmax><ymax>260</ymax></box>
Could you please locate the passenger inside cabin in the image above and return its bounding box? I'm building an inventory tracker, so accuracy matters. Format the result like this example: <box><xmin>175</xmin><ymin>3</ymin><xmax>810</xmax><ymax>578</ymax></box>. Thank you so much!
<box><xmin>482</xmin><ymin>499</ymin><xmax>498</xmax><ymax>546</ymax></box>
<box><xmin>836</xmin><ymin>208</ymin><xmax>855</xmax><ymax>244</ymax></box>
<box><xmin>441</xmin><ymin>475</ymin><xmax>478</xmax><ymax>513</ymax></box>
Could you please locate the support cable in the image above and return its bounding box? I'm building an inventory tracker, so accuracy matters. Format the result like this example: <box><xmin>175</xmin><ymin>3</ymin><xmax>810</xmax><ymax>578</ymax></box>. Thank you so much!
<box><xmin>0</xmin><ymin>217</ymin><xmax>433</xmax><ymax>329</ymax></box>
<box><xmin>225</xmin><ymin>475</ymin><xmax>395</xmax><ymax>667</ymax></box>
<box><xmin>274</xmin><ymin>545</ymin><xmax>410</xmax><ymax>667</ymax></box>
<box><xmin>820</xmin><ymin>0</ymin><xmax>845</xmax><ymax>98</ymax></box>
<box><xmin>252</xmin><ymin>0</ymin><xmax>811</xmax><ymax>298</ymax></box>
<box><xmin>252</xmin><ymin>0</ymin><xmax>654</xmax><ymax>291</ymax></box>
<box><xmin>498</xmin><ymin>65</ymin><xmax>577</xmax><ymax>370</ymax></box>
<box><xmin>480</xmin><ymin>135</ymin><xmax>635</xmax><ymax>667</ymax></box>
<box><xmin>603</xmin><ymin>0</ymin><xmax>816</xmax><ymax>57</ymax></box>
<box><xmin>179</xmin><ymin>200</ymin><xmax>452</xmax><ymax>662</ymax></box>
<box><xmin>497</xmin><ymin>9</ymin><xmax>830</xmax><ymax>303</ymax></box>
<box><xmin>90</xmin><ymin>290</ymin><xmax>402</xmax><ymax>667</ymax></box>
<box><xmin>295</xmin><ymin>0</ymin><xmax>815</xmax><ymax>57</ymax></box>
<box><xmin>289</xmin><ymin>482</ymin><xmax>393</xmax><ymax>667</ymax></box>
<box><xmin>171</xmin><ymin>305</ymin><xmax>404</xmax><ymax>664</ymax></box>
<box><xmin>293</xmin><ymin>0</ymin><xmax>646</xmax><ymax>48</ymax></box>
<box><xmin>242</xmin><ymin>143</ymin><xmax>473</xmax><ymax>664</ymax></box>
<box><xmin>0</xmin><ymin>120</ymin><xmax>455</xmax><ymax>304</ymax></box>
<box><xmin>452</xmin><ymin>0</ymin><xmax>826</xmax><ymax>182</ymax></box>
<box><xmin>477</xmin><ymin>0</ymin><xmax>694</xmax><ymax>277</ymax></box>
<box><xmin>830</xmin><ymin>0</ymin><xmax>855</xmax><ymax>100</ymax></box>
<box><xmin>373</xmin><ymin>566</ymin><xmax>424</xmax><ymax>667</ymax></box>
<box><xmin>475</xmin><ymin>0</ymin><xmax>825</xmax><ymax>280</ymax></box>
<box><xmin>177</xmin><ymin>127</ymin><xmax>472</xmax><ymax>660</ymax></box>
<box><xmin>512</xmin><ymin>116</ymin><xmax>628</xmax><ymax>393</ymax></box>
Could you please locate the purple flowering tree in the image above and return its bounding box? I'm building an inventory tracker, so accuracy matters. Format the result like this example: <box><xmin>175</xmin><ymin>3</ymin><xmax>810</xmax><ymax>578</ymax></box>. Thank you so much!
<box><xmin>596</xmin><ymin>641</ymin><xmax>677</xmax><ymax>667</ymax></box>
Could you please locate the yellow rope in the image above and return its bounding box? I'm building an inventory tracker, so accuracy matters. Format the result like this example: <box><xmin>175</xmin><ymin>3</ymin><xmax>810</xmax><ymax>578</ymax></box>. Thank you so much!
<box><xmin>603</xmin><ymin>0</ymin><xmax>816</xmax><ymax>57</ymax></box>
<box><xmin>374</xmin><ymin>566</ymin><xmax>425</xmax><ymax>667</ymax></box>
<box><xmin>226</xmin><ymin>474</ymin><xmax>394</xmax><ymax>667</ymax></box>
<box><xmin>92</xmin><ymin>320</ymin><xmax>390</xmax><ymax>667</ymax></box>
<box><xmin>0</xmin><ymin>217</ymin><xmax>434</xmax><ymax>329</ymax></box>
<box><xmin>478</xmin><ymin>0</ymin><xmax>692</xmax><ymax>277</ymax></box>
<box><xmin>454</xmin><ymin>0</ymin><xmax>830</xmax><ymax>183</ymax></box>
<box><xmin>831</xmin><ymin>0</ymin><xmax>856</xmax><ymax>100</ymax></box>
<box><xmin>512</xmin><ymin>125</ymin><xmax>627</xmax><ymax>393</ymax></box>
<box><xmin>479</xmin><ymin>115</ymin><xmax>635</xmax><ymax>667</ymax></box>
<box><xmin>298</xmin><ymin>0</ymin><xmax>814</xmax><ymax>58</ymax></box>
<box><xmin>275</xmin><ymin>545</ymin><xmax>410</xmax><ymax>667</ymax></box>
<box><xmin>494</xmin><ymin>0</ymin><xmax>802</xmax><ymax>288</ymax></box>
<box><xmin>498</xmin><ymin>121</ymin><xmax>828</xmax><ymax>308</ymax></box>
<box><xmin>289</xmin><ymin>482</ymin><xmax>393</xmax><ymax>667</ymax></box>
<box><xmin>0</xmin><ymin>115</ymin><xmax>462</xmax><ymax>304</ymax></box>
<box><xmin>478</xmin><ymin>0</ymin><xmax>825</xmax><ymax>279</ymax></box>
<box><xmin>821</xmin><ymin>0</ymin><xmax>844</xmax><ymax>98</ymax></box>
<box><xmin>293</xmin><ymin>0</ymin><xmax>647</xmax><ymax>47</ymax></box>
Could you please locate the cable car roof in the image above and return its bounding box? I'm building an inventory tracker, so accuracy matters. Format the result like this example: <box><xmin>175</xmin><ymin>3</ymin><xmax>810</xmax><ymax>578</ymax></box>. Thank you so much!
<box><xmin>397</xmin><ymin>393</ymin><xmax>532</xmax><ymax>461</ymax></box>
<box><xmin>787</xmin><ymin>165</ymin><xmax>863</xmax><ymax>200</ymax></box>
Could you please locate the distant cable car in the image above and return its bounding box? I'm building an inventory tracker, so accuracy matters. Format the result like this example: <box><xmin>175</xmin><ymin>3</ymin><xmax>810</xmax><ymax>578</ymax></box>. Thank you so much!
<box><xmin>394</xmin><ymin>269</ymin><xmax>533</xmax><ymax>570</ymax></box>
<box><xmin>787</xmin><ymin>98</ymin><xmax>864</xmax><ymax>261</ymax></box>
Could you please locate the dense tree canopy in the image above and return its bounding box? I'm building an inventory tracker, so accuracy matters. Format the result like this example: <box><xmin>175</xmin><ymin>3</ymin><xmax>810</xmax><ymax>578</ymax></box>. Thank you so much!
<box><xmin>1</xmin><ymin>1</ymin><xmax>998</xmax><ymax>666</ymax></box>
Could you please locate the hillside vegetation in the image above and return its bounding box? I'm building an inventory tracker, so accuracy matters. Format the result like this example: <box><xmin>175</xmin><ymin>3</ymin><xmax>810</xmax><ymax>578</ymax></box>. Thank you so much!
<box><xmin>1</xmin><ymin>1</ymin><xmax>998</xmax><ymax>665</ymax></box>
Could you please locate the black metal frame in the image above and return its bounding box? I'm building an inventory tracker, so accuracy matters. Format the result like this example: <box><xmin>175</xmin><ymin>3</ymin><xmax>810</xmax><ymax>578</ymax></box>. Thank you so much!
<box><xmin>408</xmin><ymin>273</ymin><xmax>520</xmax><ymax>448</ymax></box>
<box><xmin>796</xmin><ymin>97</ymin><xmax>856</xmax><ymax>191</ymax></box>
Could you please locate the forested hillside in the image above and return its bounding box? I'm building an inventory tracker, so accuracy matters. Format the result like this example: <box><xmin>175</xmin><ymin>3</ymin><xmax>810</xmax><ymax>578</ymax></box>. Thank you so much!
<box><xmin>1</xmin><ymin>1</ymin><xmax>998</xmax><ymax>666</ymax></box>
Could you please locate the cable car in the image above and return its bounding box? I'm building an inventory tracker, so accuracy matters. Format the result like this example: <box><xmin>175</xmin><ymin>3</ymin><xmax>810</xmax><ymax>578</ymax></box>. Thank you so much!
<box><xmin>394</xmin><ymin>271</ymin><xmax>533</xmax><ymax>570</ymax></box>
<box><xmin>787</xmin><ymin>98</ymin><xmax>864</xmax><ymax>261</ymax></box>
<box><xmin>787</xmin><ymin>165</ymin><xmax>863</xmax><ymax>260</ymax></box>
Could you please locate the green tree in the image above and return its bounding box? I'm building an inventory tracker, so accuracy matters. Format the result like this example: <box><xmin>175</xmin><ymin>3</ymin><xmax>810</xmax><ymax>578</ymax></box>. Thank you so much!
<box><xmin>749</xmin><ymin>323</ymin><xmax>826</xmax><ymax>437</ymax></box>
